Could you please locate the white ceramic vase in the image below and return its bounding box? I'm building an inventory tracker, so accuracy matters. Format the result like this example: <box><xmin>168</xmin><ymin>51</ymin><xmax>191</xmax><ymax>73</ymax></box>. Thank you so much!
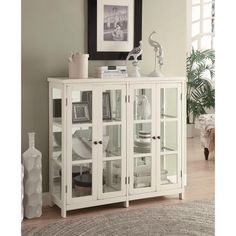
<box><xmin>68</xmin><ymin>52</ymin><xmax>89</xmax><ymax>79</ymax></box>
<box><xmin>23</xmin><ymin>132</ymin><xmax>42</xmax><ymax>219</ymax></box>
<box><xmin>21</xmin><ymin>164</ymin><xmax>24</xmax><ymax>221</ymax></box>
<box><xmin>136</xmin><ymin>95</ymin><xmax>151</xmax><ymax>119</ymax></box>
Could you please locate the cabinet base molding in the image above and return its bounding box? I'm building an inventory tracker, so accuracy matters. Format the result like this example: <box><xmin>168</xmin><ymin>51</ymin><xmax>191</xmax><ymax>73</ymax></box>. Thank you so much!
<box><xmin>48</xmin><ymin>188</ymin><xmax>184</xmax><ymax>217</ymax></box>
<box><xmin>66</xmin><ymin>196</ymin><xmax>127</xmax><ymax>211</ymax></box>
<box><xmin>128</xmin><ymin>188</ymin><xmax>185</xmax><ymax>201</ymax></box>
<box><xmin>44</xmin><ymin>188</ymin><xmax>184</xmax><ymax>208</ymax></box>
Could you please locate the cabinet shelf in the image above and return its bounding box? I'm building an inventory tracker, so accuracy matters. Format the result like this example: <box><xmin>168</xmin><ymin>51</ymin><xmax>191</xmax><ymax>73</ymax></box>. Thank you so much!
<box><xmin>103</xmin><ymin>184</ymin><xmax>120</xmax><ymax>193</ymax></box>
<box><xmin>53</xmin><ymin>121</ymin><xmax>93</xmax><ymax>134</ymax></box>
<box><xmin>102</xmin><ymin>156</ymin><xmax>122</xmax><ymax>161</ymax></box>
<box><xmin>134</xmin><ymin>152</ymin><xmax>152</xmax><ymax>157</ymax></box>
<box><xmin>160</xmin><ymin>118</ymin><xmax>178</xmax><ymax>122</ymax></box>
<box><xmin>103</xmin><ymin>120</ymin><xmax>122</xmax><ymax>126</ymax></box>
<box><xmin>161</xmin><ymin>114</ymin><xmax>177</xmax><ymax>119</ymax></box>
<box><xmin>160</xmin><ymin>151</ymin><xmax>178</xmax><ymax>156</ymax></box>
<box><xmin>72</xmin><ymin>159</ymin><xmax>93</xmax><ymax>165</ymax></box>
<box><xmin>71</xmin><ymin>123</ymin><xmax>92</xmax><ymax>134</ymax></box>
<box><xmin>53</xmin><ymin>122</ymin><xmax>62</xmax><ymax>132</ymax></box>
<box><xmin>161</xmin><ymin>146</ymin><xmax>176</xmax><ymax>152</ymax></box>
<box><xmin>134</xmin><ymin>119</ymin><xmax>152</xmax><ymax>124</ymax></box>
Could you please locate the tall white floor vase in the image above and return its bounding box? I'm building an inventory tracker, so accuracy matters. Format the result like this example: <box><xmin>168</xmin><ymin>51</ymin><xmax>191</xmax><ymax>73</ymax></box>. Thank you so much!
<box><xmin>21</xmin><ymin>164</ymin><xmax>24</xmax><ymax>221</ymax></box>
<box><xmin>23</xmin><ymin>132</ymin><xmax>42</xmax><ymax>219</ymax></box>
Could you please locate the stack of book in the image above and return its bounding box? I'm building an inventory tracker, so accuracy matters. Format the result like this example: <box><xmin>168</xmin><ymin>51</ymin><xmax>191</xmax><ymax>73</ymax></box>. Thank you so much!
<box><xmin>95</xmin><ymin>66</ymin><xmax>128</xmax><ymax>78</ymax></box>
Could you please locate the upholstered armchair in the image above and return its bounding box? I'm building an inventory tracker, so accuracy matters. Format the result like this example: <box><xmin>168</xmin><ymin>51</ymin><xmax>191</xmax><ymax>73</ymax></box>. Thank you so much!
<box><xmin>197</xmin><ymin>114</ymin><xmax>215</xmax><ymax>160</ymax></box>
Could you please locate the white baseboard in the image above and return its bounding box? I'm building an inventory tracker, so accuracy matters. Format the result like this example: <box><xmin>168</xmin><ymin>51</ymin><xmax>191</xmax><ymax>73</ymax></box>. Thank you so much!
<box><xmin>42</xmin><ymin>192</ymin><xmax>50</xmax><ymax>206</ymax></box>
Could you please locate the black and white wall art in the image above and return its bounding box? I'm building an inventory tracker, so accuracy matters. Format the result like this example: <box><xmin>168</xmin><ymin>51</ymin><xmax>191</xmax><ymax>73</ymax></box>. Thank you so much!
<box><xmin>103</xmin><ymin>5</ymin><xmax>128</xmax><ymax>42</ymax></box>
<box><xmin>88</xmin><ymin>0</ymin><xmax>142</xmax><ymax>60</ymax></box>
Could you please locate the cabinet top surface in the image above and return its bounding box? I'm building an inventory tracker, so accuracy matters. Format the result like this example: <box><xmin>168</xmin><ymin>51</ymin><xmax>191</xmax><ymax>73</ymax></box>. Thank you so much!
<box><xmin>47</xmin><ymin>77</ymin><xmax>186</xmax><ymax>84</ymax></box>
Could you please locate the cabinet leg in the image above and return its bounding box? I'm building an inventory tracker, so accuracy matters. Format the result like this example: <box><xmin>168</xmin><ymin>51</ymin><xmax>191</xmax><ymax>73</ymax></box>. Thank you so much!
<box><xmin>123</xmin><ymin>200</ymin><xmax>129</xmax><ymax>208</ymax></box>
<box><xmin>61</xmin><ymin>208</ymin><xmax>67</xmax><ymax>218</ymax></box>
<box><xmin>204</xmin><ymin>148</ymin><xmax>209</xmax><ymax>160</ymax></box>
<box><xmin>179</xmin><ymin>192</ymin><xmax>184</xmax><ymax>200</ymax></box>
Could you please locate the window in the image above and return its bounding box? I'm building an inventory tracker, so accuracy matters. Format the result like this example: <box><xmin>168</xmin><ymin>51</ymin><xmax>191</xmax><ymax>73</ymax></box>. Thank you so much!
<box><xmin>188</xmin><ymin>0</ymin><xmax>215</xmax><ymax>50</ymax></box>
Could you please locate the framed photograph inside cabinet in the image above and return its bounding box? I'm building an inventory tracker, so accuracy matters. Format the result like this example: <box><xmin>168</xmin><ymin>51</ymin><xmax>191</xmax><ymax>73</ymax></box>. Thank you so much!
<box><xmin>103</xmin><ymin>92</ymin><xmax>112</xmax><ymax>120</ymax></box>
<box><xmin>88</xmin><ymin>0</ymin><xmax>142</xmax><ymax>60</ymax></box>
<box><xmin>72</xmin><ymin>102</ymin><xmax>91</xmax><ymax>123</ymax></box>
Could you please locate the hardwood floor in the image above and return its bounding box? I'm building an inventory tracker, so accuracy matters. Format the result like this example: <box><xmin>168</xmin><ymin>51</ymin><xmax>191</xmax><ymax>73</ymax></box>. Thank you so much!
<box><xmin>22</xmin><ymin>137</ymin><xmax>215</xmax><ymax>228</ymax></box>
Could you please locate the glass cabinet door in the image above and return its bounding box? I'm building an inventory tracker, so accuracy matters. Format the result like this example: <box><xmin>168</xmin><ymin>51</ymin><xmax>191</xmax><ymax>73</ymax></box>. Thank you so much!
<box><xmin>130</xmin><ymin>85</ymin><xmax>156</xmax><ymax>194</ymax></box>
<box><xmin>159</xmin><ymin>84</ymin><xmax>182</xmax><ymax>189</ymax></box>
<box><xmin>99</xmin><ymin>86</ymin><xmax>126</xmax><ymax>199</ymax></box>
<box><xmin>51</xmin><ymin>87</ymin><xmax>63</xmax><ymax>201</ymax></box>
<box><xmin>67</xmin><ymin>87</ymin><xmax>96</xmax><ymax>203</ymax></box>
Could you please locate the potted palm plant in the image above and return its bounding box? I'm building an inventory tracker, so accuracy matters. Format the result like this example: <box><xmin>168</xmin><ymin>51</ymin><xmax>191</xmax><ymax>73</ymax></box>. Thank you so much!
<box><xmin>186</xmin><ymin>48</ymin><xmax>215</xmax><ymax>137</ymax></box>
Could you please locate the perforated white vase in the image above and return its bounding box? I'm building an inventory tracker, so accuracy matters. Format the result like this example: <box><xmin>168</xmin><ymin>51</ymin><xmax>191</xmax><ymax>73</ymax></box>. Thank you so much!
<box><xmin>21</xmin><ymin>164</ymin><xmax>24</xmax><ymax>221</ymax></box>
<box><xmin>23</xmin><ymin>132</ymin><xmax>42</xmax><ymax>219</ymax></box>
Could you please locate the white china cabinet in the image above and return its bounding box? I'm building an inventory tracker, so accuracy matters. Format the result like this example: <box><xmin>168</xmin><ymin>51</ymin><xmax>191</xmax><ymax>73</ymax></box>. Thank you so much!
<box><xmin>48</xmin><ymin>77</ymin><xmax>186</xmax><ymax>217</ymax></box>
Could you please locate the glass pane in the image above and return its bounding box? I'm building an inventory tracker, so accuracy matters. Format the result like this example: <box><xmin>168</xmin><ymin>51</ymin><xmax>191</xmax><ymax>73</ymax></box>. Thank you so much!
<box><xmin>192</xmin><ymin>40</ymin><xmax>198</xmax><ymax>50</ymax></box>
<box><xmin>203</xmin><ymin>19</ymin><xmax>212</xmax><ymax>33</ymax></box>
<box><xmin>103</xmin><ymin>89</ymin><xmax>122</xmax><ymax>121</ymax></box>
<box><xmin>161</xmin><ymin>155</ymin><xmax>177</xmax><ymax>185</ymax></box>
<box><xmin>134</xmin><ymin>88</ymin><xmax>152</xmax><ymax>120</ymax></box>
<box><xmin>103</xmin><ymin>160</ymin><xmax>121</xmax><ymax>193</ymax></box>
<box><xmin>72</xmin><ymin>127</ymin><xmax>92</xmax><ymax>161</ymax></box>
<box><xmin>52</xmin><ymin>88</ymin><xmax>62</xmax><ymax>200</ymax></box>
<box><xmin>212</xmin><ymin>35</ymin><xmax>215</xmax><ymax>49</ymax></box>
<box><xmin>204</xmin><ymin>3</ymin><xmax>213</xmax><ymax>18</ymax></box>
<box><xmin>201</xmin><ymin>35</ymin><xmax>212</xmax><ymax>49</ymax></box>
<box><xmin>192</xmin><ymin>0</ymin><xmax>200</xmax><ymax>4</ymax></box>
<box><xmin>192</xmin><ymin>6</ymin><xmax>200</xmax><ymax>22</ymax></box>
<box><xmin>192</xmin><ymin>22</ymin><xmax>200</xmax><ymax>37</ymax></box>
<box><xmin>161</xmin><ymin>121</ymin><xmax>177</xmax><ymax>152</ymax></box>
<box><xmin>52</xmin><ymin>88</ymin><xmax>62</xmax><ymax>163</ymax></box>
<box><xmin>52</xmin><ymin>162</ymin><xmax>61</xmax><ymax>199</ymax></box>
<box><xmin>134</xmin><ymin>156</ymin><xmax>151</xmax><ymax>188</ymax></box>
<box><xmin>161</xmin><ymin>88</ymin><xmax>178</xmax><ymax>118</ymax></box>
<box><xmin>72</xmin><ymin>164</ymin><xmax>92</xmax><ymax>198</ymax></box>
<box><xmin>134</xmin><ymin>123</ymin><xmax>152</xmax><ymax>154</ymax></box>
<box><xmin>103</xmin><ymin>125</ymin><xmax>121</xmax><ymax>157</ymax></box>
<box><xmin>72</xmin><ymin>90</ymin><xmax>92</xmax><ymax>124</ymax></box>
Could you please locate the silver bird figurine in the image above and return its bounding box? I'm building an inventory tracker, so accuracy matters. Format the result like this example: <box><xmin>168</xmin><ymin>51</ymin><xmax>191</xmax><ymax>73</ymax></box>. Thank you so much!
<box><xmin>126</xmin><ymin>41</ymin><xmax>143</xmax><ymax>61</ymax></box>
<box><xmin>148</xmin><ymin>31</ymin><xmax>164</xmax><ymax>77</ymax></box>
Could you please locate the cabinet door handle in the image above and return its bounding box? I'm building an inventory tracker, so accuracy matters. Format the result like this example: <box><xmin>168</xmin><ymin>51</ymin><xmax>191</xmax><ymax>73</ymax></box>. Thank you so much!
<box><xmin>157</xmin><ymin>136</ymin><xmax>161</xmax><ymax>139</ymax></box>
<box><xmin>98</xmin><ymin>141</ymin><xmax>103</xmax><ymax>144</ymax></box>
<box><xmin>152</xmin><ymin>136</ymin><xmax>156</xmax><ymax>140</ymax></box>
<box><xmin>93</xmin><ymin>141</ymin><xmax>98</xmax><ymax>145</ymax></box>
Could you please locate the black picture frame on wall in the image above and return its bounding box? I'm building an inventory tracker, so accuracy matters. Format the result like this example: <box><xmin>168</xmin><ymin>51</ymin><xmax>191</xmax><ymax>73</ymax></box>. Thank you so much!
<box><xmin>88</xmin><ymin>0</ymin><xmax>142</xmax><ymax>60</ymax></box>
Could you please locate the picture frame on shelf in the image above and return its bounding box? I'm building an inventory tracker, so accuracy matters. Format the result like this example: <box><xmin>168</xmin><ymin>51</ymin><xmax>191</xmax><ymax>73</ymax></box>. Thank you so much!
<box><xmin>81</xmin><ymin>91</ymin><xmax>92</xmax><ymax>120</ymax></box>
<box><xmin>53</xmin><ymin>99</ymin><xmax>61</xmax><ymax>118</ymax></box>
<box><xmin>72</xmin><ymin>102</ymin><xmax>91</xmax><ymax>123</ymax></box>
<box><xmin>82</xmin><ymin>91</ymin><xmax>112</xmax><ymax>121</ymax></box>
<box><xmin>88</xmin><ymin>0</ymin><xmax>142</xmax><ymax>60</ymax></box>
<box><xmin>103</xmin><ymin>92</ymin><xmax>112</xmax><ymax>120</ymax></box>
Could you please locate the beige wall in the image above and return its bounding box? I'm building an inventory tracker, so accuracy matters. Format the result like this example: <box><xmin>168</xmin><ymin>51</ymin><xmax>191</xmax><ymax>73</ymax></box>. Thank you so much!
<box><xmin>22</xmin><ymin>0</ymin><xmax>187</xmax><ymax>192</ymax></box>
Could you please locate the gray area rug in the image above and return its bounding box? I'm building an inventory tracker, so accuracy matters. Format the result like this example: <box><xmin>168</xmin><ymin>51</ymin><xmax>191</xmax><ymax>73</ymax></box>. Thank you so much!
<box><xmin>22</xmin><ymin>200</ymin><xmax>214</xmax><ymax>236</ymax></box>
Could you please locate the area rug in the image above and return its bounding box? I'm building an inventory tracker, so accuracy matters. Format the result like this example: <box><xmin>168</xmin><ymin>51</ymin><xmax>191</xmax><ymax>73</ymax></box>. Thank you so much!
<box><xmin>22</xmin><ymin>200</ymin><xmax>214</xmax><ymax>236</ymax></box>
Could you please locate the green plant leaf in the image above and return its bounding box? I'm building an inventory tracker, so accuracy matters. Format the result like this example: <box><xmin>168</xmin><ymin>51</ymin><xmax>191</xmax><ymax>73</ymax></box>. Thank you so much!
<box><xmin>186</xmin><ymin>48</ymin><xmax>215</xmax><ymax>123</ymax></box>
